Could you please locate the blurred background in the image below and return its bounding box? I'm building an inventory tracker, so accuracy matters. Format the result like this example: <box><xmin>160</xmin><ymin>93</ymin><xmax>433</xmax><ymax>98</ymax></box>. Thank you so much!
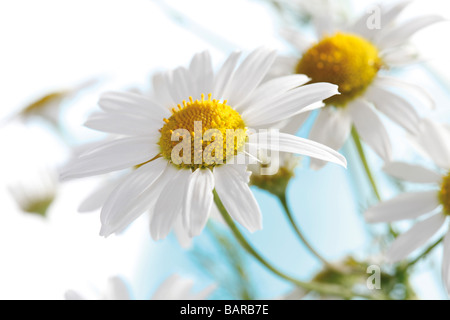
<box><xmin>0</xmin><ymin>0</ymin><xmax>449</xmax><ymax>299</ymax></box>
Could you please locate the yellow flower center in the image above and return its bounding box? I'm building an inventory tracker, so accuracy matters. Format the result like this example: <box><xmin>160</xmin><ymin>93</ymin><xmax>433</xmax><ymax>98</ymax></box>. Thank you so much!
<box><xmin>296</xmin><ymin>32</ymin><xmax>383</xmax><ymax>107</ymax></box>
<box><xmin>158</xmin><ymin>94</ymin><xmax>247</xmax><ymax>170</ymax></box>
<box><xmin>439</xmin><ymin>172</ymin><xmax>450</xmax><ymax>215</ymax></box>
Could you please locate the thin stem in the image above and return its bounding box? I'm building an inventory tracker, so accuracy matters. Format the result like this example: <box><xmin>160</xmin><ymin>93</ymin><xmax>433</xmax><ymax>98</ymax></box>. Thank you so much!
<box><xmin>277</xmin><ymin>193</ymin><xmax>333</xmax><ymax>268</ymax></box>
<box><xmin>351</xmin><ymin>127</ymin><xmax>397</xmax><ymax>237</ymax></box>
<box><xmin>351</xmin><ymin>127</ymin><xmax>381</xmax><ymax>201</ymax></box>
<box><xmin>213</xmin><ymin>190</ymin><xmax>378</xmax><ymax>300</ymax></box>
<box><xmin>406</xmin><ymin>236</ymin><xmax>444</xmax><ymax>268</ymax></box>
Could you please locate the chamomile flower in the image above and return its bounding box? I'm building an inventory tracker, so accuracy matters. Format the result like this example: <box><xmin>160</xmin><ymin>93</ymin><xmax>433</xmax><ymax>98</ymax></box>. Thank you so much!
<box><xmin>272</xmin><ymin>1</ymin><xmax>443</xmax><ymax>169</ymax></box>
<box><xmin>8</xmin><ymin>168</ymin><xmax>58</xmax><ymax>218</ymax></box>
<box><xmin>365</xmin><ymin>119</ymin><xmax>450</xmax><ymax>293</ymax></box>
<box><xmin>6</xmin><ymin>77</ymin><xmax>101</xmax><ymax>129</ymax></box>
<box><xmin>61</xmin><ymin>48</ymin><xmax>346</xmax><ymax>241</ymax></box>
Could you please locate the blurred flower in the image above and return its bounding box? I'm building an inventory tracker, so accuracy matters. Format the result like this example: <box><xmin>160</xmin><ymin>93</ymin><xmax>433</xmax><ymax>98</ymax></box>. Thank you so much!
<box><xmin>248</xmin><ymin>113</ymin><xmax>305</xmax><ymax>197</ymax></box>
<box><xmin>65</xmin><ymin>274</ymin><xmax>215</xmax><ymax>300</ymax></box>
<box><xmin>8</xmin><ymin>168</ymin><xmax>58</xmax><ymax>218</ymax></box>
<box><xmin>61</xmin><ymin>48</ymin><xmax>346</xmax><ymax>241</ymax></box>
<box><xmin>271</xmin><ymin>1</ymin><xmax>442</xmax><ymax>169</ymax></box>
<box><xmin>151</xmin><ymin>274</ymin><xmax>216</xmax><ymax>300</ymax></box>
<box><xmin>8</xmin><ymin>77</ymin><xmax>101</xmax><ymax>129</ymax></box>
<box><xmin>365</xmin><ymin>119</ymin><xmax>450</xmax><ymax>294</ymax></box>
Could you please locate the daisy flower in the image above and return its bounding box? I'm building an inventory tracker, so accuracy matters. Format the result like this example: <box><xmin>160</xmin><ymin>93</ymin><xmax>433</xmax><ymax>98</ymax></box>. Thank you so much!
<box><xmin>65</xmin><ymin>274</ymin><xmax>215</xmax><ymax>300</ymax></box>
<box><xmin>8</xmin><ymin>167</ymin><xmax>58</xmax><ymax>218</ymax></box>
<box><xmin>365</xmin><ymin>119</ymin><xmax>450</xmax><ymax>293</ymax></box>
<box><xmin>61</xmin><ymin>47</ymin><xmax>346</xmax><ymax>241</ymax></box>
<box><xmin>272</xmin><ymin>1</ymin><xmax>443</xmax><ymax>169</ymax></box>
<box><xmin>5</xmin><ymin>77</ymin><xmax>101</xmax><ymax>129</ymax></box>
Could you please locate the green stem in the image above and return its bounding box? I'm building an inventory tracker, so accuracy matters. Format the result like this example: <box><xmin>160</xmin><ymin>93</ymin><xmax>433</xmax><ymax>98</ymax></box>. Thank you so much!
<box><xmin>277</xmin><ymin>193</ymin><xmax>333</xmax><ymax>268</ymax></box>
<box><xmin>406</xmin><ymin>236</ymin><xmax>444</xmax><ymax>268</ymax></box>
<box><xmin>351</xmin><ymin>127</ymin><xmax>397</xmax><ymax>237</ymax></box>
<box><xmin>213</xmin><ymin>190</ymin><xmax>378</xmax><ymax>300</ymax></box>
<box><xmin>351</xmin><ymin>127</ymin><xmax>381</xmax><ymax>201</ymax></box>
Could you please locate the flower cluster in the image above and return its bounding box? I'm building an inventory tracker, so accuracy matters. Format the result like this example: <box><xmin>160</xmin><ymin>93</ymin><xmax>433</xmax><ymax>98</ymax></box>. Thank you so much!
<box><xmin>49</xmin><ymin>0</ymin><xmax>449</xmax><ymax>299</ymax></box>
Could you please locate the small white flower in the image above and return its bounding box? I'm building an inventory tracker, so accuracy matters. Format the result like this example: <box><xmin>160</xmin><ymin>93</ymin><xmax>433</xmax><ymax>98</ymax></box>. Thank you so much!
<box><xmin>65</xmin><ymin>274</ymin><xmax>214</xmax><ymax>300</ymax></box>
<box><xmin>8</xmin><ymin>77</ymin><xmax>101</xmax><ymax>128</ymax></box>
<box><xmin>365</xmin><ymin>119</ymin><xmax>450</xmax><ymax>294</ymax></box>
<box><xmin>8</xmin><ymin>168</ymin><xmax>58</xmax><ymax>218</ymax></box>
<box><xmin>61</xmin><ymin>48</ymin><xmax>346</xmax><ymax>240</ymax></box>
<box><xmin>272</xmin><ymin>1</ymin><xmax>443</xmax><ymax>169</ymax></box>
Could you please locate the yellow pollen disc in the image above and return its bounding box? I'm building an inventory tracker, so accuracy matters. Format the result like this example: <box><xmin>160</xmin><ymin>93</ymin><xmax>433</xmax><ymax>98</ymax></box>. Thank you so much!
<box><xmin>296</xmin><ymin>32</ymin><xmax>383</xmax><ymax>107</ymax></box>
<box><xmin>439</xmin><ymin>172</ymin><xmax>450</xmax><ymax>215</ymax></box>
<box><xmin>159</xmin><ymin>94</ymin><xmax>247</xmax><ymax>170</ymax></box>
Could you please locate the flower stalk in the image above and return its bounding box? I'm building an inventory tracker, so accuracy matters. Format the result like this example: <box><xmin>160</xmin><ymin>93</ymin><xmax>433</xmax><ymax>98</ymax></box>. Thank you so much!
<box><xmin>213</xmin><ymin>190</ymin><xmax>379</xmax><ymax>300</ymax></box>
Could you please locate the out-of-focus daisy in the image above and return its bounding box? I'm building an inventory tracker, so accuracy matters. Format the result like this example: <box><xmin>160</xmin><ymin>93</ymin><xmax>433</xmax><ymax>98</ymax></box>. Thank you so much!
<box><xmin>5</xmin><ymin>77</ymin><xmax>101</xmax><ymax>129</ymax></box>
<box><xmin>65</xmin><ymin>274</ymin><xmax>214</xmax><ymax>300</ymax></box>
<box><xmin>151</xmin><ymin>274</ymin><xmax>216</xmax><ymax>300</ymax></box>
<box><xmin>272</xmin><ymin>1</ymin><xmax>443</xmax><ymax>169</ymax></box>
<box><xmin>365</xmin><ymin>119</ymin><xmax>450</xmax><ymax>293</ymax></box>
<box><xmin>8</xmin><ymin>168</ymin><xmax>58</xmax><ymax>218</ymax></box>
<box><xmin>248</xmin><ymin>113</ymin><xmax>305</xmax><ymax>197</ymax></box>
<box><xmin>61</xmin><ymin>48</ymin><xmax>346</xmax><ymax>241</ymax></box>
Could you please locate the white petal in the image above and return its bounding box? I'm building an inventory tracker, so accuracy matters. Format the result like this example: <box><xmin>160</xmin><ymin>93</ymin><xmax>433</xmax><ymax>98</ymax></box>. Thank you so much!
<box><xmin>152</xmin><ymin>72</ymin><xmax>176</xmax><ymax>107</ymax></box>
<box><xmin>99</xmin><ymin>91</ymin><xmax>169</xmax><ymax>120</ymax></box>
<box><xmin>168</xmin><ymin>67</ymin><xmax>196</xmax><ymax>102</ymax></box>
<box><xmin>225</xmin><ymin>47</ymin><xmax>277</xmax><ymax>106</ymax></box>
<box><xmin>212</xmin><ymin>51</ymin><xmax>242</xmax><ymax>101</ymax></box>
<box><xmin>374</xmin><ymin>76</ymin><xmax>435</xmax><ymax>109</ymax></box>
<box><xmin>413</xmin><ymin>119</ymin><xmax>450</xmax><ymax>170</ymax></box>
<box><xmin>84</xmin><ymin>112</ymin><xmax>162</xmax><ymax>136</ymax></box>
<box><xmin>383</xmin><ymin>162</ymin><xmax>442</xmax><ymax>184</ymax></box>
<box><xmin>78</xmin><ymin>175</ymin><xmax>127</xmax><ymax>213</ymax></box>
<box><xmin>349</xmin><ymin>1</ymin><xmax>411</xmax><ymax>41</ymax></box>
<box><xmin>349</xmin><ymin>99</ymin><xmax>392</xmax><ymax>162</ymax></box>
<box><xmin>60</xmin><ymin>137</ymin><xmax>159</xmax><ymax>181</ymax></box>
<box><xmin>189</xmin><ymin>51</ymin><xmax>213</xmax><ymax>97</ymax></box>
<box><xmin>278</xmin><ymin>111</ymin><xmax>312</xmax><ymax>135</ymax></box>
<box><xmin>380</xmin><ymin>45</ymin><xmax>420</xmax><ymax>67</ymax></box>
<box><xmin>99</xmin><ymin>159</ymin><xmax>167</xmax><ymax>236</ymax></box>
<box><xmin>106</xmin><ymin>277</ymin><xmax>130</xmax><ymax>300</ymax></box>
<box><xmin>365</xmin><ymin>191</ymin><xmax>440</xmax><ymax>223</ymax></box>
<box><xmin>236</xmin><ymin>74</ymin><xmax>310</xmax><ymax>112</ymax></box>
<box><xmin>189</xmin><ymin>283</ymin><xmax>217</xmax><ymax>300</ymax></box>
<box><xmin>173</xmin><ymin>216</ymin><xmax>193</xmax><ymax>249</ymax></box>
<box><xmin>265</xmin><ymin>55</ymin><xmax>299</xmax><ymax>80</ymax></box>
<box><xmin>308</xmin><ymin>108</ymin><xmax>352</xmax><ymax>170</ymax></box>
<box><xmin>279</xmin><ymin>27</ymin><xmax>314</xmax><ymax>53</ymax></box>
<box><xmin>365</xmin><ymin>84</ymin><xmax>420</xmax><ymax>134</ymax></box>
<box><xmin>243</xmin><ymin>83</ymin><xmax>338</xmax><ymax>127</ymax></box>
<box><xmin>150</xmin><ymin>169</ymin><xmax>192</xmax><ymax>240</ymax></box>
<box><xmin>64</xmin><ymin>290</ymin><xmax>85</xmax><ymax>300</ymax></box>
<box><xmin>248</xmin><ymin>132</ymin><xmax>347</xmax><ymax>168</ymax></box>
<box><xmin>377</xmin><ymin>15</ymin><xmax>445</xmax><ymax>50</ymax></box>
<box><xmin>214</xmin><ymin>165</ymin><xmax>262</xmax><ymax>232</ymax></box>
<box><xmin>182</xmin><ymin>169</ymin><xmax>215</xmax><ymax>237</ymax></box>
<box><xmin>442</xmin><ymin>228</ymin><xmax>450</xmax><ymax>294</ymax></box>
<box><xmin>151</xmin><ymin>274</ymin><xmax>184</xmax><ymax>300</ymax></box>
<box><xmin>102</xmin><ymin>165</ymin><xmax>176</xmax><ymax>236</ymax></box>
<box><xmin>386</xmin><ymin>213</ymin><xmax>446</xmax><ymax>263</ymax></box>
